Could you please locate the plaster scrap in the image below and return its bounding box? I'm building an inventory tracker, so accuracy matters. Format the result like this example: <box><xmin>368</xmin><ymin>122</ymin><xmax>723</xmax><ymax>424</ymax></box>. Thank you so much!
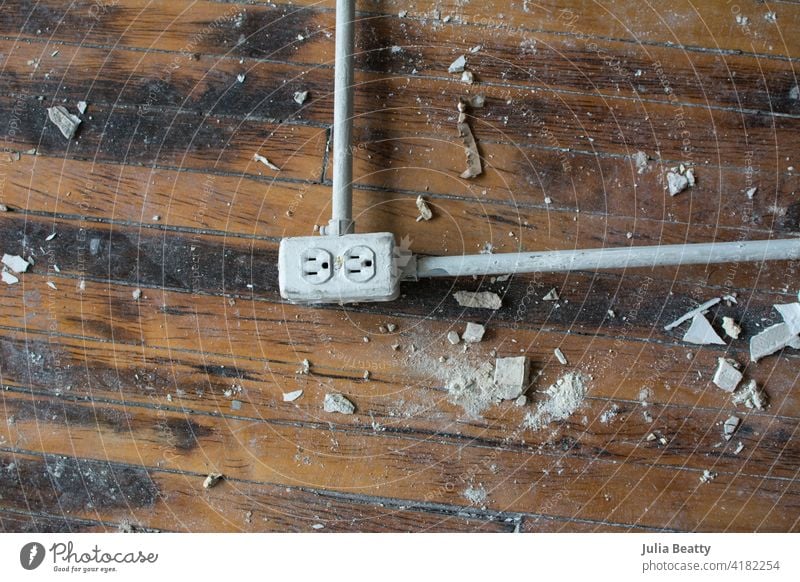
<box><xmin>464</xmin><ymin>94</ymin><xmax>486</xmax><ymax>108</ymax></box>
<box><xmin>132</xmin><ymin>288</ymin><xmax>142</xmax><ymax>301</ymax></box>
<box><xmin>77</xmin><ymin>101</ymin><xmax>88</xmax><ymax>114</ymax></box>
<box><xmin>699</xmin><ymin>469</ymin><xmax>717</xmax><ymax>484</ymax></box>
<box><xmin>2</xmin><ymin>254</ymin><xmax>30</xmax><ymax>273</ymax></box>
<box><xmin>685</xmin><ymin>168</ymin><xmax>695</xmax><ymax>187</ymax></box>
<box><xmin>454</xmin><ymin>290</ymin><xmax>501</xmax><ymax>310</ymax></box>
<box><xmin>282</xmin><ymin>389</ymin><xmax>303</xmax><ymax>402</ymax></box>
<box><xmin>446</xmin><ymin>330</ymin><xmax>461</xmax><ymax>345</ymax></box>
<box><xmin>682</xmin><ymin>313</ymin><xmax>725</xmax><ymax>345</ymax></box>
<box><xmin>732</xmin><ymin>380</ymin><xmax>768</xmax><ymax>410</ymax></box>
<box><xmin>745</xmin><ymin>186</ymin><xmax>758</xmax><ymax>199</ymax></box>
<box><xmin>0</xmin><ymin>204</ymin><xmax>8</xmax><ymax>212</ymax></box>
<box><xmin>523</xmin><ymin>371</ymin><xmax>589</xmax><ymax>431</ymax></box>
<box><xmin>1</xmin><ymin>271</ymin><xmax>19</xmax><ymax>285</ymax></box>
<box><xmin>446</xmin><ymin>361</ymin><xmax>497</xmax><ymax>416</ymax></box>
<box><xmin>664</xmin><ymin>297</ymin><xmax>721</xmax><ymax>330</ymax></box>
<box><xmin>416</xmin><ymin>195</ymin><xmax>433</xmax><ymax>221</ymax></box>
<box><xmin>749</xmin><ymin>322</ymin><xmax>797</xmax><ymax>362</ymax></box>
<box><xmin>667</xmin><ymin>171</ymin><xmax>689</xmax><ymax>196</ymax></box>
<box><xmin>297</xmin><ymin>359</ymin><xmax>310</xmax><ymax>375</ymax></box>
<box><xmin>734</xmin><ymin>441</ymin><xmax>745</xmax><ymax>455</ymax></box>
<box><xmin>293</xmin><ymin>90</ymin><xmax>308</xmax><ymax>105</ymax></box>
<box><xmin>463</xmin><ymin>485</ymin><xmax>487</xmax><ymax>506</ymax></box>
<box><xmin>542</xmin><ymin>288</ymin><xmax>560</xmax><ymax>301</ymax></box>
<box><xmin>553</xmin><ymin>348</ymin><xmax>568</xmax><ymax>365</ymax></box>
<box><xmin>494</xmin><ymin>356</ymin><xmax>530</xmax><ymax>400</ymax></box>
<box><xmin>47</xmin><ymin>106</ymin><xmax>81</xmax><ymax>139</ymax></box>
<box><xmin>722</xmin><ymin>316</ymin><xmax>741</xmax><ymax>339</ymax></box>
<box><xmin>712</xmin><ymin>358</ymin><xmax>743</xmax><ymax>392</ymax></box>
<box><xmin>633</xmin><ymin>151</ymin><xmax>649</xmax><ymax>174</ymax></box>
<box><xmin>514</xmin><ymin>395</ymin><xmax>527</xmax><ymax>406</ymax></box>
<box><xmin>462</xmin><ymin>322</ymin><xmax>485</xmax><ymax>343</ymax></box>
<box><xmin>722</xmin><ymin>416</ymin><xmax>741</xmax><ymax>441</ymax></box>
<box><xmin>448</xmin><ymin>55</ymin><xmax>467</xmax><ymax>73</ymax></box>
<box><xmin>252</xmin><ymin>153</ymin><xmax>280</xmax><ymax>171</ymax></box>
<box><xmin>774</xmin><ymin>303</ymin><xmax>800</xmax><ymax>334</ymax></box>
<box><xmin>203</xmin><ymin>472</ymin><xmax>224</xmax><ymax>489</ymax></box>
<box><xmin>45</xmin><ymin>232</ymin><xmax>57</xmax><ymax>241</ymax></box>
<box><xmin>461</xmin><ymin>70</ymin><xmax>474</xmax><ymax>84</ymax></box>
<box><xmin>323</xmin><ymin>393</ymin><xmax>355</xmax><ymax>414</ymax></box>
<box><xmin>457</xmin><ymin>121</ymin><xmax>482</xmax><ymax>179</ymax></box>
<box><xmin>236</xmin><ymin>73</ymin><xmax>246</xmax><ymax>83</ymax></box>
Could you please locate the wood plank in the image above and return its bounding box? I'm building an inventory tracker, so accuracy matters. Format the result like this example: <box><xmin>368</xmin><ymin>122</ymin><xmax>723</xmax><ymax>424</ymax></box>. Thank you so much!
<box><xmin>0</xmin><ymin>509</ymin><xmax>115</xmax><ymax>533</ymax></box>
<box><xmin>0</xmin><ymin>450</ymin><xmax>516</xmax><ymax>532</ymax></box>
<box><xmin>2</xmin><ymin>322</ymin><xmax>798</xmax><ymax>482</ymax></box>
<box><xmin>0</xmin><ymin>95</ymin><xmax>326</xmax><ymax>182</ymax></box>
<box><xmin>1</xmin><ymin>390</ymin><xmax>798</xmax><ymax>532</ymax></box>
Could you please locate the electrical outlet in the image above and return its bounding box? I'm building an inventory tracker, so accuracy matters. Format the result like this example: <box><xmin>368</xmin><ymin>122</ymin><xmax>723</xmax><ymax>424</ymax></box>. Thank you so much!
<box><xmin>279</xmin><ymin>232</ymin><xmax>405</xmax><ymax>304</ymax></box>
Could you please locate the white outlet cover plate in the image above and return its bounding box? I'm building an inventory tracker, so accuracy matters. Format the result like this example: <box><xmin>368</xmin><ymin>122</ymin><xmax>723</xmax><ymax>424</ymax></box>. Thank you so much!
<box><xmin>279</xmin><ymin>232</ymin><xmax>400</xmax><ymax>304</ymax></box>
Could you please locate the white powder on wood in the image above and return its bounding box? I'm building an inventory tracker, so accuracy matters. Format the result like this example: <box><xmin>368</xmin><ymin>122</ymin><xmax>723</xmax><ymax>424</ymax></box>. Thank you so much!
<box><xmin>524</xmin><ymin>371</ymin><xmax>590</xmax><ymax>430</ymax></box>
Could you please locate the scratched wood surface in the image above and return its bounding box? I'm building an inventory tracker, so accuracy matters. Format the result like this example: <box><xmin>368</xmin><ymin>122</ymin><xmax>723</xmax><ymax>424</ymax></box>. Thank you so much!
<box><xmin>0</xmin><ymin>0</ymin><xmax>798</xmax><ymax>533</ymax></box>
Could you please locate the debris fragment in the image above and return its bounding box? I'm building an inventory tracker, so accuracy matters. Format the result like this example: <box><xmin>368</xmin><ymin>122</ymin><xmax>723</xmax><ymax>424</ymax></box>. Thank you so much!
<box><xmin>553</xmin><ymin>348</ymin><xmax>568</xmax><ymax>365</ymax></box>
<box><xmin>633</xmin><ymin>151</ymin><xmax>649</xmax><ymax>174</ymax></box>
<box><xmin>415</xmin><ymin>195</ymin><xmax>433</xmax><ymax>221</ymax></box>
<box><xmin>2</xmin><ymin>254</ymin><xmax>30</xmax><ymax>273</ymax></box>
<box><xmin>732</xmin><ymin>380</ymin><xmax>768</xmax><ymax>410</ymax></box>
<box><xmin>515</xmin><ymin>395</ymin><xmax>527</xmax><ymax>406</ymax></box>
<box><xmin>323</xmin><ymin>393</ymin><xmax>355</xmax><ymax>414</ymax></box>
<box><xmin>735</xmin><ymin>14</ymin><xmax>749</xmax><ymax>26</ymax></box>
<box><xmin>745</xmin><ymin>186</ymin><xmax>757</xmax><ymax>199</ymax></box>
<box><xmin>523</xmin><ymin>371</ymin><xmax>589</xmax><ymax>431</ymax></box>
<box><xmin>311</xmin><ymin>523</ymin><xmax>325</xmax><ymax>530</ymax></box>
<box><xmin>734</xmin><ymin>441</ymin><xmax>745</xmax><ymax>455</ymax></box>
<box><xmin>47</xmin><ymin>106</ymin><xmax>82</xmax><ymax>139</ymax></box>
<box><xmin>722</xmin><ymin>316</ymin><xmax>741</xmax><ymax>339</ymax></box>
<box><xmin>712</xmin><ymin>358</ymin><xmax>743</xmax><ymax>392</ymax></box>
<box><xmin>447</xmin><ymin>331</ymin><xmax>460</xmax><ymax>345</ymax></box>
<box><xmin>453</xmin><ymin>290</ymin><xmax>501</xmax><ymax>310</ymax></box>
<box><xmin>457</xmin><ymin>115</ymin><xmax>482</xmax><ymax>179</ymax></box>
<box><xmin>699</xmin><ymin>469</ymin><xmax>717</xmax><ymax>484</ymax></box>
<box><xmin>493</xmin><ymin>356</ymin><xmax>530</xmax><ymax>400</ymax></box>
<box><xmin>664</xmin><ymin>297</ymin><xmax>721</xmax><ymax>331</ymax></box>
<box><xmin>293</xmin><ymin>90</ymin><xmax>309</xmax><ymax>105</ymax></box>
<box><xmin>386</xmin><ymin>323</ymin><xmax>397</xmax><ymax>332</ymax></box>
<box><xmin>667</xmin><ymin>171</ymin><xmax>689</xmax><ymax>196</ymax></box>
<box><xmin>283</xmin><ymin>389</ymin><xmax>303</xmax><ymax>402</ymax></box>
<box><xmin>542</xmin><ymin>288</ymin><xmax>560</xmax><ymax>301</ymax></box>
<box><xmin>131</xmin><ymin>288</ymin><xmax>142</xmax><ymax>301</ymax></box>
<box><xmin>0</xmin><ymin>204</ymin><xmax>8</xmax><ymax>212</ymax></box>
<box><xmin>448</xmin><ymin>55</ymin><xmax>467</xmax><ymax>73</ymax></box>
<box><xmin>463</xmin><ymin>485</ymin><xmax>487</xmax><ymax>506</ymax></box>
<box><xmin>253</xmin><ymin>153</ymin><xmax>280</xmax><ymax>171</ymax></box>
<box><xmin>45</xmin><ymin>232</ymin><xmax>57</xmax><ymax>241</ymax></box>
<box><xmin>1</xmin><ymin>271</ymin><xmax>19</xmax><ymax>285</ymax></box>
<box><xmin>460</xmin><ymin>70</ymin><xmax>474</xmax><ymax>84</ymax></box>
<box><xmin>722</xmin><ymin>416</ymin><xmax>740</xmax><ymax>441</ymax></box>
<box><xmin>203</xmin><ymin>472</ymin><xmax>224</xmax><ymax>489</ymax></box>
<box><xmin>775</xmin><ymin>302</ymin><xmax>800</xmax><ymax>333</ymax></box>
<box><xmin>297</xmin><ymin>359</ymin><xmax>311</xmax><ymax>375</ymax></box>
<box><xmin>683</xmin><ymin>314</ymin><xmax>725</xmax><ymax>345</ymax></box>
<box><xmin>464</xmin><ymin>94</ymin><xmax>485</xmax><ymax>108</ymax></box>
<box><xmin>750</xmin><ymin>322</ymin><xmax>798</xmax><ymax>362</ymax></box>
<box><xmin>236</xmin><ymin>73</ymin><xmax>246</xmax><ymax>83</ymax></box>
<box><xmin>462</xmin><ymin>322</ymin><xmax>485</xmax><ymax>343</ymax></box>
<box><xmin>77</xmin><ymin>101</ymin><xmax>88</xmax><ymax>114</ymax></box>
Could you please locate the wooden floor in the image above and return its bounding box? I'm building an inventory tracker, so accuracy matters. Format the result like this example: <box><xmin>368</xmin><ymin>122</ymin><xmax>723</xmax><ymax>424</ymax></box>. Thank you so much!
<box><xmin>1</xmin><ymin>0</ymin><xmax>799</xmax><ymax>533</ymax></box>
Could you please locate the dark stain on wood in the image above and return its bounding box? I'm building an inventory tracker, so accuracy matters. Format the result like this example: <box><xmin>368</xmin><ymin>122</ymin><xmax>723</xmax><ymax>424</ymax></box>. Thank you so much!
<box><xmin>155</xmin><ymin>417</ymin><xmax>213</xmax><ymax>451</ymax></box>
<box><xmin>0</xmin><ymin>454</ymin><xmax>158</xmax><ymax>512</ymax></box>
<box><xmin>9</xmin><ymin>398</ymin><xmax>134</xmax><ymax>433</ymax></box>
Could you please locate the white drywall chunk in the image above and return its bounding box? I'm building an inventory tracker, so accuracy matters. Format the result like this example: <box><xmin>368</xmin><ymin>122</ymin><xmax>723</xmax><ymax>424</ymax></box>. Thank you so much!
<box><xmin>282</xmin><ymin>389</ymin><xmax>303</xmax><ymax>402</ymax></box>
<box><xmin>416</xmin><ymin>195</ymin><xmax>433</xmax><ymax>221</ymax></box>
<box><xmin>462</xmin><ymin>322</ymin><xmax>485</xmax><ymax>343</ymax></box>
<box><xmin>2</xmin><ymin>271</ymin><xmax>19</xmax><ymax>285</ymax></box>
<box><xmin>750</xmin><ymin>322</ymin><xmax>797</xmax><ymax>362</ymax></box>
<box><xmin>47</xmin><ymin>106</ymin><xmax>81</xmax><ymax>139</ymax></box>
<box><xmin>774</xmin><ymin>303</ymin><xmax>800</xmax><ymax>334</ymax></box>
<box><xmin>447</xmin><ymin>331</ymin><xmax>460</xmax><ymax>345</ymax></box>
<box><xmin>664</xmin><ymin>298</ymin><xmax>721</xmax><ymax>331</ymax></box>
<box><xmin>2</xmin><ymin>254</ymin><xmax>30</xmax><ymax>273</ymax></box>
<box><xmin>454</xmin><ymin>290</ymin><xmax>501</xmax><ymax>309</ymax></box>
<box><xmin>712</xmin><ymin>358</ymin><xmax>743</xmax><ymax>392</ymax></box>
<box><xmin>542</xmin><ymin>288</ymin><xmax>559</xmax><ymax>301</ymax></box>
<box><xmin>448</xmin><ymin>55</ymin><xmax>466</xmax><ymax>73</ymax></box>
<box><xmin>667</xmin><ymin>171</ymin><xmax>689</xmax><ymax>196</ymax></box>
<box><xmin>293</xmin><ymin>90</ymin><xmax>308</xmax><ymax>104</ymax></box>
<box><xmin>723</xmin><ymin>416</ymin><xmax>740</xmax><ymax>441</ymax></box>
<box><xmin>722</xmin><ymin>316</ymin><xmax>741</xmax><ymax>339</ymax></box>
<box><xmin>732</xmin><ymin>380</ymin><xmax>768</xmax><ymax>410</ymax></box>
<box><xmin>323</xmin><ymin>393</ymin><xmax>355</xmax><ymax>414</ymax></box>
<box><xmin>493</xmin><ymin>356</ymin><xmax>530</xmax><ymax>400</ymax></box>
<box><xmin>554</xmin><ymin>348</ymin><xmax>568</xmax><ymax>365</ymax></box>
<box><xmin>682</xmin><ymin>313</ymin><xmax>725</xmax><ymax>345</ymax></box>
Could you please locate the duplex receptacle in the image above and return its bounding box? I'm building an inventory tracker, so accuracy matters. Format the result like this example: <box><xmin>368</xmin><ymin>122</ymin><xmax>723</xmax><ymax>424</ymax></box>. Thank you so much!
<box><xmin>279</xmin><ymin>232</ymin><xmax>404</xmax><ymax>304</ymax></box>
